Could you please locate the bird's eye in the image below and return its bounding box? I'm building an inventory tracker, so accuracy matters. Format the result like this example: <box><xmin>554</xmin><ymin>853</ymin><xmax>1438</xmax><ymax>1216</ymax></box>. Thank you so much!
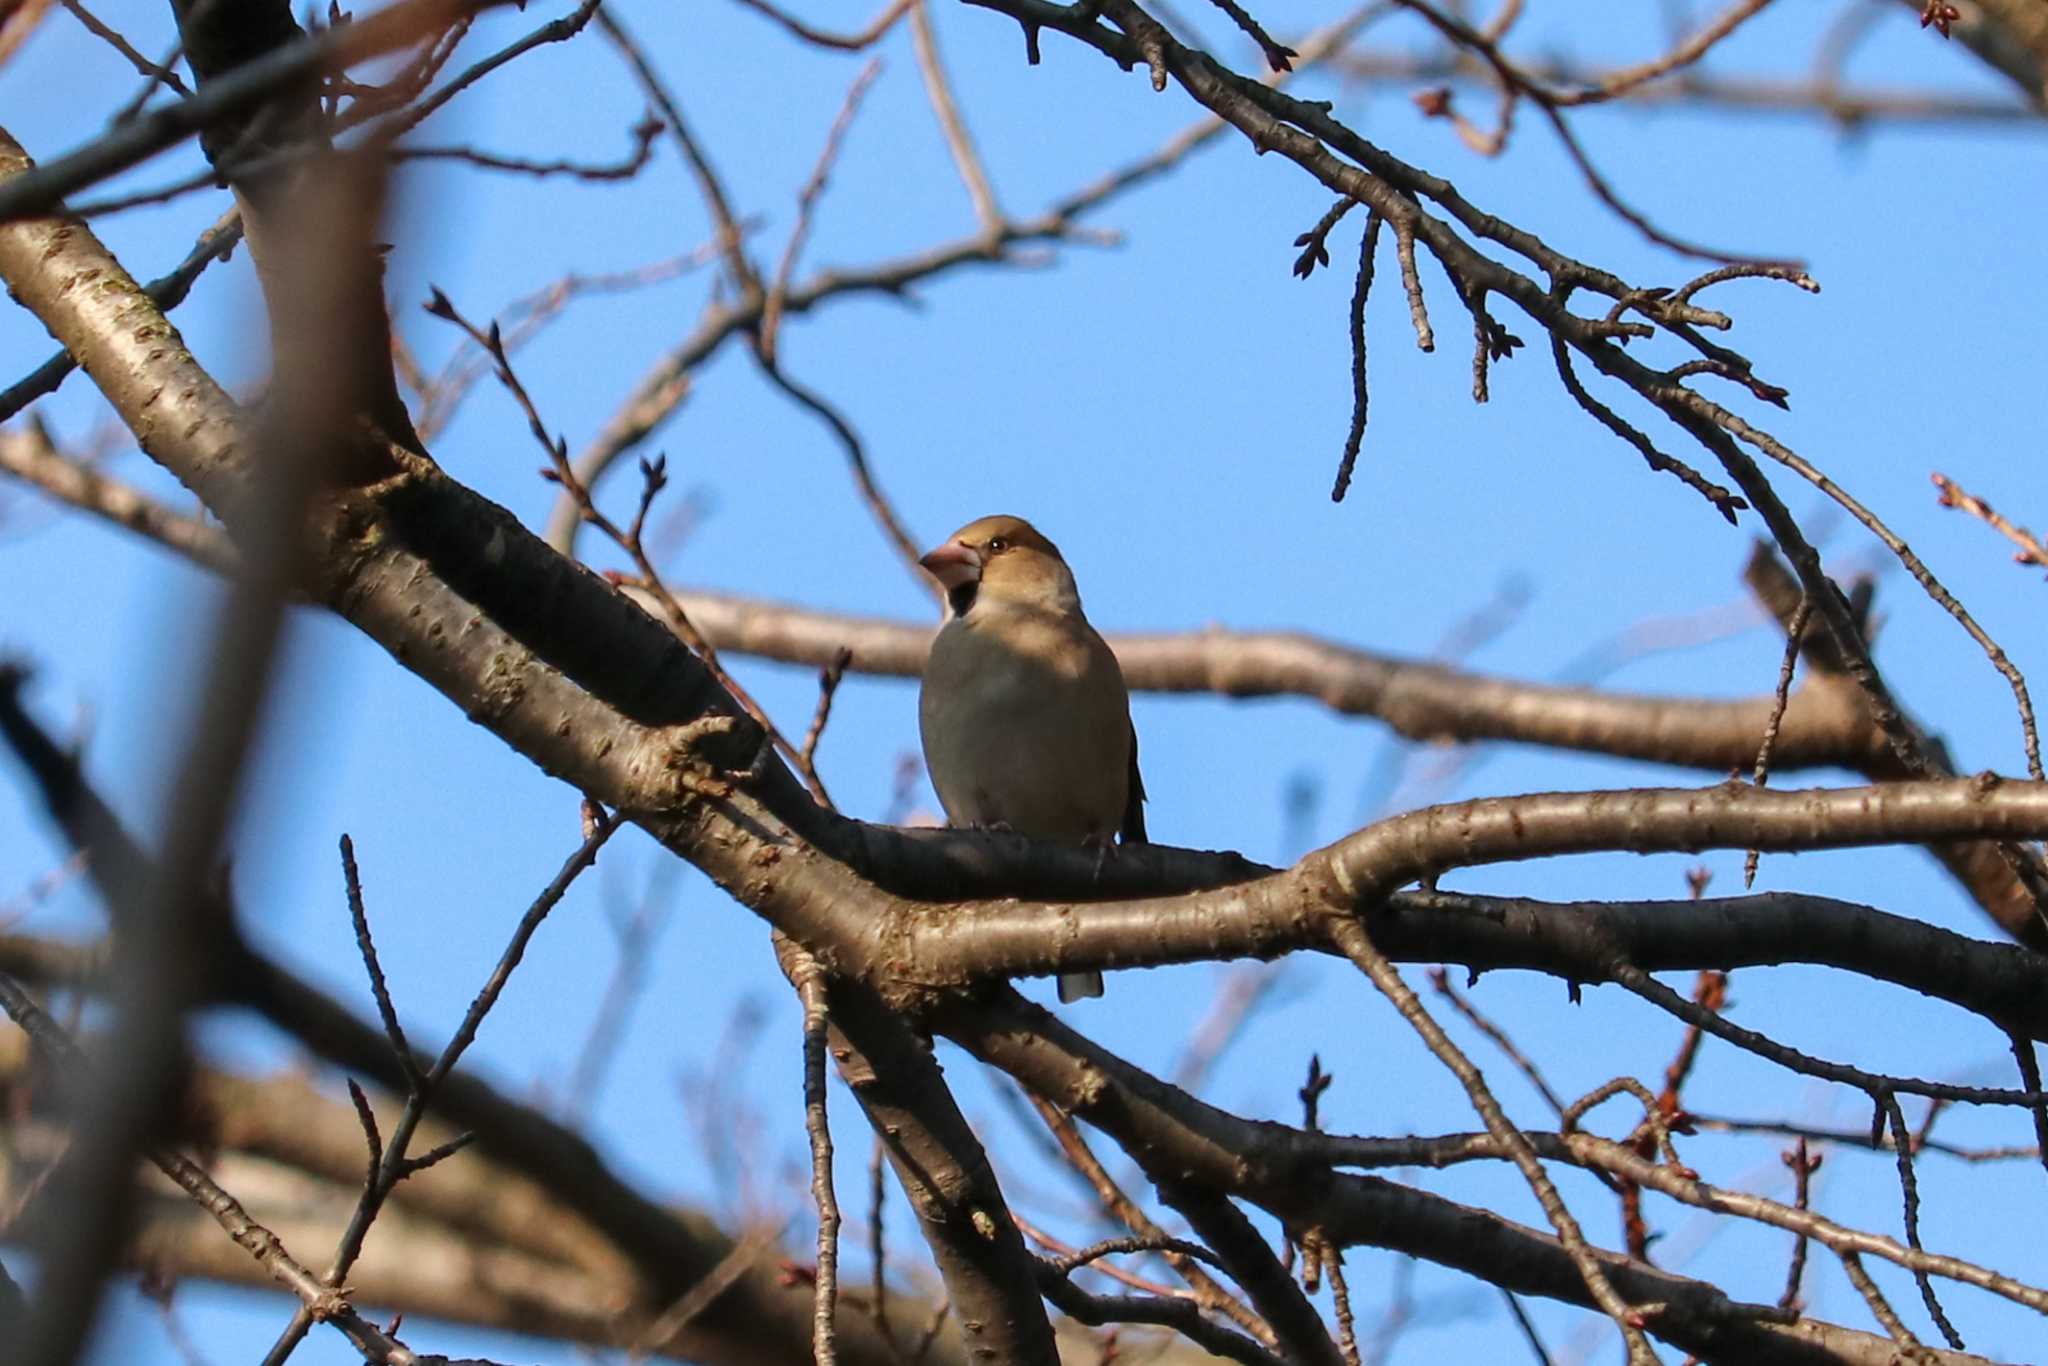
<box><xmin>986</xmin><ymin>537</ymin><xmax>1008</xmax><ymax>554</ymax></box>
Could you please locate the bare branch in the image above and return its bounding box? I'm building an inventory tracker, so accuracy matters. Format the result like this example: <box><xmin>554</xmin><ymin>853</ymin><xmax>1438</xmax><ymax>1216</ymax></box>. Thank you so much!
<box><xmin>730</xmin><ymin>0</ymin><xmax>914</xmax><ymax>51</ymax></box>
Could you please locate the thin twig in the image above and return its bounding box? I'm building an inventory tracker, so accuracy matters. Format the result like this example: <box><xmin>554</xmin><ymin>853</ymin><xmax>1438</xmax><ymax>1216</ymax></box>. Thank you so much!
<box><xmin>1746</xmin><ymin>594</ymin><xmax>1809</xmax><ymax>886</ymax></box>
<box><xmin>756</xmin><ymin>358</ymin><xmax>934</xmax><ymax>602</ymax></box>
<box><xmin>761</xmin><ymin>59</ymin><xmax>884</xmax><ymax>361</ymax></box>
<box><xmin>1881</xmin><ymin>1092</ymin><xmax>1964</xmax><ymax>1349</ymax></box>
<box><xmin>1499</xmin><ymin>1287</ymin><xmax>1552</xmax><ymax>1365</ymax></box>
<box><xmin>60</xmin><ymin>0</ymin><xmax>190</xmax><ymax>93</ymax></box>
<box><xmin>1724</xmin><ymin>412</ymin><xmax>2045</xmax><ymax>783</ymax></box>
<box><xmin>1390</xmin><ymin>215</ymin><xmax>1434</xmax><ymax>351</ymax></box>
<box><xmin>731</xmin><ymin>0</ymin><xmax>914</xmax><ymax>49</ymax></box>
<box><xmin>422</xmin><ymin>291</ymin><xmax>819</xmax><ymax>797</ymax></box>
<box><xmin>1934</xmin><ymin>471</ymin><xmax>2048</xmax><ymax>573</ymax></box>
<box><xmin>799</xmin><ymin>647</ymin><xmax>855</xmax><ymax>798</ymax></box>
<box><xmin>598</xmin><ymin>7</ymin><xmax>757</xmax><ymax>296</ymax></box>
<box><xmin>1331</xmin><ymin>212</ymin><xmax>1381</xmax><ymax>502</ymax></box>
<box><xmin>1838</xmin><ymin>1249</ymin><xmax>1921</xmax><ymax>1350</ymax></box>
<box><xmin>0</xmin><ymin>972</ymin><xmax>424</xmax><ymax>1364</ymax></box>
<box><xmin>795</xmin><ymin>953</ymin><xmax>841</xmax><ymax>1366</ymax></box>
<box><xmin>1551</xmin><ymin>0</ymin><xmax>1778</xmax><ymax>105</ymax></box>
<box><xmin>394</xmin><ymin>111</ymin><xmax>662</xmax><ymax>181</ymax></box>
<box><xmin>1200</xmin><ymin>0</ymin><xmax>1298</xmax><ymax>72</ymax></box>
<box><xmin>911</xmin><ymin>0</ymin><xmax>1002</xmax><ymax>232</ymax></box>
<box><xmin>2007</xmin><ymin>1031</ymin><xmax>2048</xmax><ymax>1182</ymax></box>
<box><xmin>1777</xmin><ymin>1138</ymin><xmax>1820</xmax><ymax>1313</ymax></box>
<box><xmin>867</xmin><ymin>1140</ymin><xmax>901</xmax><ymax>1357</ymax></box>
<box><xmin>1329</xmin><ymin>919</ymin><xmax>1657</xmax><ymax>1364</ymax></box>
<box><xmin>1325</xmin><ymin>1246</ymin><xmax>1360</xmax><ymax>1366</ymax></box>
<box><xmin>391</xmin><ymin>0</ymin><xmax>599</xmax><ymax>136</ymax></box>
<box><xmin>1025</xmin><ymin>1092</ymin><xmax>1276</xmax><ymax>1346</ymax></box>
<box><xmin>1427</xmin><ymin>966</ymin><xmax>1566</xmax><ymax>1116</ymax></box>
<box><xmin>260</xmin><ymin>814</ymin><xmax>619</xmax><ymax>1366</ymax></box>
<box><xmin>631</xmin><ymin>1225</ymin><xmax>785</xmax><ymax>1356</ymax></box>
<box><xmin>339</xmin><ymin>835</ymin><xmax>419</xmax><ymax>1091</ymax></box>
<box><xmin>1</xmin><ymin>209</ymin><xmax>242</xmax><ymax>424</ymax></box>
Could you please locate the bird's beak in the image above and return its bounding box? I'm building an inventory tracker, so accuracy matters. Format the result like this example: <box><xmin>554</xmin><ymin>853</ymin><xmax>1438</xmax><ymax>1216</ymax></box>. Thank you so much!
<box><xmin>919</xmin><ymin>541</ymin><xmax>982</xmax><ymax>591</ymax></box>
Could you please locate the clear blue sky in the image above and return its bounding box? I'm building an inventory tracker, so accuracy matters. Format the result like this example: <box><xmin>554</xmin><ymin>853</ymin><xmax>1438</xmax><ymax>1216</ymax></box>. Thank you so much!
<box><xmin>4</xmin><ymin>2</ymin><xmax>2047</xmax><ymax>1361</ymax></box>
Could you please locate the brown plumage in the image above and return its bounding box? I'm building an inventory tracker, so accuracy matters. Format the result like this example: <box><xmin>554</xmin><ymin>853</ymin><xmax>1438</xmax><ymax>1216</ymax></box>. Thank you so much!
<box><xmin>918</xmin><ymin>515</ymin><xmax>1145</xmax><ymax>1001</ymax></box>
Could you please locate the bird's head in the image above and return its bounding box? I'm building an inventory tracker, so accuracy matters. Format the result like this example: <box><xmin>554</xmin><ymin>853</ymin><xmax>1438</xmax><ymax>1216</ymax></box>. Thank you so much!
<box><xmin>920</xmin><ymin>515</ymin><xmax>1080</xmax><ymax>618</ymax></box>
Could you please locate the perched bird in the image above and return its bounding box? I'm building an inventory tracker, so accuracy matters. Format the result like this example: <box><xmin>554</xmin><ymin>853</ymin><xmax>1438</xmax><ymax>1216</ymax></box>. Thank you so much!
<box><xmin>918</xmin><ymin>515</ymin><xmax>1146</xmax><ymax>1002</ymax></box>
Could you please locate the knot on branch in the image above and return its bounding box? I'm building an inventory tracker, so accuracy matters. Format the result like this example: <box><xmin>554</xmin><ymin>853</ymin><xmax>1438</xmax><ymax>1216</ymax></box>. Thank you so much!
<box><xmin>659</xmin><ymin>713</ymin><xmax>764</xmax><ymax>802</ymax></box>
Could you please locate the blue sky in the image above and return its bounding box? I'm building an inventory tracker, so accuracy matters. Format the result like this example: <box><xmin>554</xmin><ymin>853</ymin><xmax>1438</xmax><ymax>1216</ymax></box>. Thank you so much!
<box><xmin>4</xmin><ymin>2</ymin><xmax>2048</xmax><ymax>1362</ymax></box>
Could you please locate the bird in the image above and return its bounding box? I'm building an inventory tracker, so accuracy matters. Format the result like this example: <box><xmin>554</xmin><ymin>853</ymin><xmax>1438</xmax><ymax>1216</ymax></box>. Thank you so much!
<box><xmin>917</xmin><ymin>514</ymin><xmax>1146</xmax><ymax>1002</ymax></box>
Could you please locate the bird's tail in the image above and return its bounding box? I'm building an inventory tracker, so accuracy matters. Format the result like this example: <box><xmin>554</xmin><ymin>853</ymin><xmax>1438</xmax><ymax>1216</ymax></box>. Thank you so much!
<box><xmin>1058</xmin><ymin>971</ymin><xmax>1105</xmax><ymax>1002</ymax></box>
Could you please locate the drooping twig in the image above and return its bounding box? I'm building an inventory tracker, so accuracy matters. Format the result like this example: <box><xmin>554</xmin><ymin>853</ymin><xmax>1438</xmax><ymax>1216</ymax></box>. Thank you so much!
<box><xmin>1390</xmin><ymin>214</ymin><xmax>1434</xmax><ymax>351</ymax></box>
<box><xmin>1880</xmin><ymin>1092</ymin><xmax>1965</xmax><ymax>1349</ymax></box>
<box><xmin>1611</xmin><ymin>958</ymin><xmax>2048</xmax><ymax>1111</ymax></box>
<box><xmin>1330</xmin><ymin>212</ymin><xmax>1380</xmax><ymax>502</ymax></box>
<box><xmin>2007</xmin><ymin>1031</ymin><xmax>2048</xmax><ymax>1182</ymax></box>
<box><xmin>1324</xmin><ymin>1243</ymin><xmax>1360</xmax><ymax>1366</ymax></box>
<box><xmin>795</xmin><ymin>953</ymin><xmax>842</xmax><ymax>1366</ymax></box>
<box><xmin>1548</xmin><ymin>331</ymin><xmax>1745</xmax><ymax>522</ymax></box>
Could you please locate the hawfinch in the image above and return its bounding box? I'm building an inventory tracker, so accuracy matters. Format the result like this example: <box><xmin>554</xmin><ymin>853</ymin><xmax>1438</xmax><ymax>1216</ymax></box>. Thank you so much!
<box><xmin>918</xmin><ymin>515</ymin><xmax>1146</xmax><ymax>1002</ymax></box>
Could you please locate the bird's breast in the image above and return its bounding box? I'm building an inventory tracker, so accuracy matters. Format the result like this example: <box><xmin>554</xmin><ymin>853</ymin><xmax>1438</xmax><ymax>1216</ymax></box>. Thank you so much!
<box><xmin>919</xmin><ymin>614</ymin><xmax>1131</xmax><ymax>839</ymax></box>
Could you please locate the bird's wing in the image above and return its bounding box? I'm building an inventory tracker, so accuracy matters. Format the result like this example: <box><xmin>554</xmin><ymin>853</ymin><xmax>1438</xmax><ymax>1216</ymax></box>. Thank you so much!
<box><xmin>1120</xmin><ymin>718</ymin><xmax>1147</xmax><ymax>844</ymax></box>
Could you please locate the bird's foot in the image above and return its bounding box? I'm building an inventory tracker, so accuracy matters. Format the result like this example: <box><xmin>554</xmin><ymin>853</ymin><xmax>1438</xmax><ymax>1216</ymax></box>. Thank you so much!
<box><xmin>1083</xmin><ymin>831</ymin><xmax>1118</xmax><ymax>879</ymax></box>
<box><xmin>969</xmin><ymin>819</ymin><xmax>1016</xmax><ymax>835</ymax></box>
